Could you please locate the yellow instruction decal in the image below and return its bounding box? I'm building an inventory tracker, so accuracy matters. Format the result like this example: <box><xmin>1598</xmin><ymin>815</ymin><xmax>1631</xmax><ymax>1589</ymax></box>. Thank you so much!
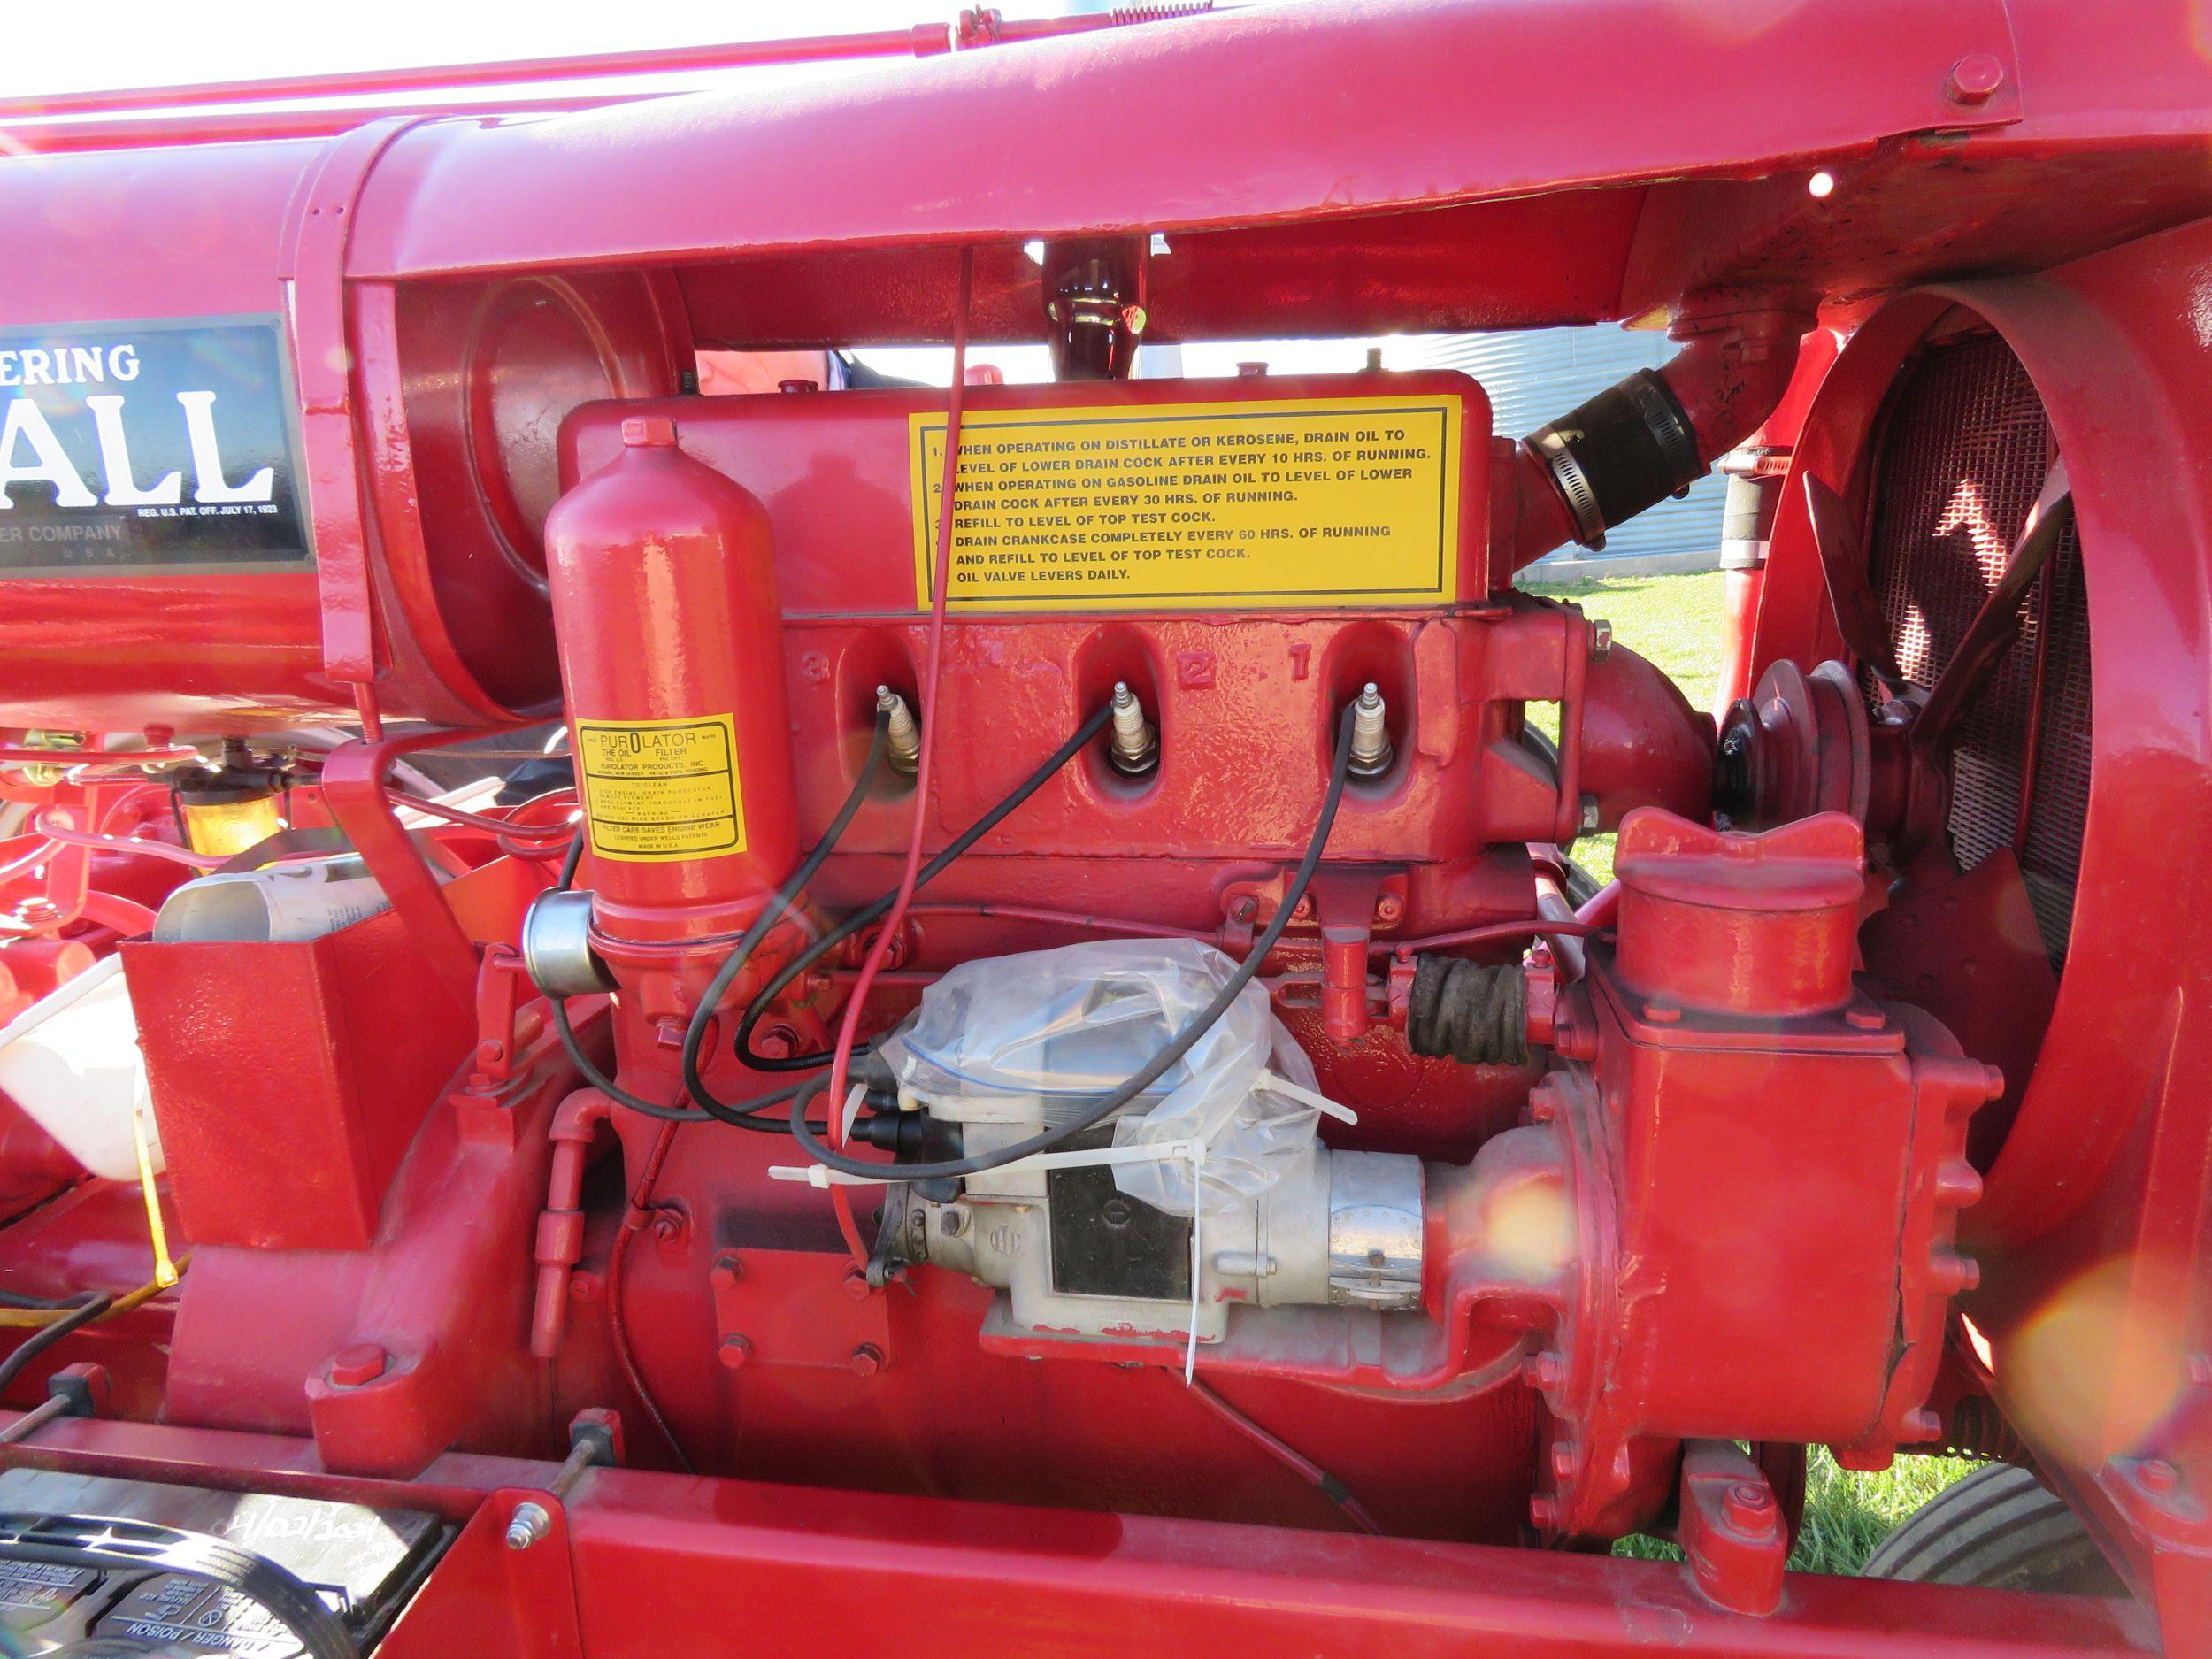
<box><xmin>574</xmin><ymin>713</ymin><xmax>746</xmax><ymax>863</ymax></box>
<box><xmin>910</xmin><ymin>394</ymin><xmax>1461</xmax><ymax>611</ymax></box>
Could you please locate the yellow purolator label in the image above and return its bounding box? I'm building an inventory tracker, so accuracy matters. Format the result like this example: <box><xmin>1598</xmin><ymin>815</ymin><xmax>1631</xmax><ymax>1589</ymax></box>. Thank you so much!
<box><xmin>573</xmin><ymin>713</ymin><xmax>746</xmax><ymax>863</ymax></box>
<box><xmin>910</xmin><ymin>394</ymin><xmax>1461</xmax><ymax>611</ymax></box>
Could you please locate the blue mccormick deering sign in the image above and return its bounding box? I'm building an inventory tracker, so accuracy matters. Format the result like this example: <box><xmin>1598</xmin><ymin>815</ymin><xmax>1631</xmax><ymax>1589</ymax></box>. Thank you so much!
<box><xmin>0</xmin><ymin>316</ymin><xmax>311</xmax><ymax>576</ymax></box>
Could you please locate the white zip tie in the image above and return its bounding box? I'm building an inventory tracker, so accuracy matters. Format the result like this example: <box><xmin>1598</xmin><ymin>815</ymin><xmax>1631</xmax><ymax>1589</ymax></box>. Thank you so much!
<box><xmin>767</xmin><ymin>1135</ymin><xmax>1208</xmax><ymax>1188</ymax></box>
<box><xmin>1257</xmin><ymin>1070</ymin><xmax>1359</xmax><ymax>1125</ymax></box>
<box><xmin>1184</xmin><ymin>1139</ymin><xmax>1206</xmax><ymax>1384</ymax></box>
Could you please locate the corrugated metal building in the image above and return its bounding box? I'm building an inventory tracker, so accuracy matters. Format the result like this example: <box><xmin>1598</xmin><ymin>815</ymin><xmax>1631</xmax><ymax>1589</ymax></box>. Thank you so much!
<box><xmin>1404</xmin><ymin>326</ymin><xmax>1728</xmax><ymax>581</ymax></box>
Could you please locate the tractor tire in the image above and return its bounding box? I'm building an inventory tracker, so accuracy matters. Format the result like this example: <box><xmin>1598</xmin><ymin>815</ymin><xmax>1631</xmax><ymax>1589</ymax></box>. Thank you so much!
<box><xmin>1861</xmin><ymin>1463</ymin><xmax>2124</xmax><ymax>1595</ymax></box>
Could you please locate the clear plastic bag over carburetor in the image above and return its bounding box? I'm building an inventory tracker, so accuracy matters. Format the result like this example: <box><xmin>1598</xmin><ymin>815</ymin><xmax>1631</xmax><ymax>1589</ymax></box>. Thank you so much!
<box><xmin>879</xmin><ymin>939</ymin><xmax>1324</xmax><ymax>1217</ymax></box>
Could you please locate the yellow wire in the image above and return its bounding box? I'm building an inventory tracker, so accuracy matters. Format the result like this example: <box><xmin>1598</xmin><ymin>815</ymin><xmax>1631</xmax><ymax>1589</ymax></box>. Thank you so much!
<box><xmin>127</xmin><ymin>1093</ymin><xmax>175</xmax><ymax>1283</ymax></box>
<box><xmin>0</xmin><ymin>1077</ymin><xmax>187</xmax><ymax>1331</ymax></box>
<box><xmin>129</xmin><ymin>1090</ymin><xmax>177</xmax><ymax>1289</ymax></box>
<box><xmin>0</xmin><ymin>1089</ymin><xmax>187</xmax><ymax>1329</ymax></box>
<box><xmin>0</xmin><ymin>1092</ymin><xmax>188</xmax><ymax>1329</ymax></box>
<box><xmin>0</xmin><ymin>1271</ymin><xmax>179</xmax><ymax>1329</ymax></box>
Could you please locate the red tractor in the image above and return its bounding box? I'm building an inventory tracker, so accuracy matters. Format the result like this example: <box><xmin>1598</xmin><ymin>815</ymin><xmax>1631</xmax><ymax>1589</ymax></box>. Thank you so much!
<box><xmin>0</xmin><ymin>4</ymin><xmax>2193</xmax><ymax>1654</ymax></box>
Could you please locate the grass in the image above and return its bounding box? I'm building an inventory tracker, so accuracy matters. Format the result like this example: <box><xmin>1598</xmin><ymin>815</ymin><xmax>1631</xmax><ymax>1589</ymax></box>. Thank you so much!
<box><xmin>1612</xmin><ymin>1448</ymin><xmax>1979</xmax><ymax>1575</ymax></box>
<box><xmin>1545</xmin><ymin>567</ymin><xmax>1976</xmax><ymax>1575</ymax></box>
<box><xmin>1538</xmin><ymin>567</ymin><xmax>1728</xmax><ymax>886</ymax></box>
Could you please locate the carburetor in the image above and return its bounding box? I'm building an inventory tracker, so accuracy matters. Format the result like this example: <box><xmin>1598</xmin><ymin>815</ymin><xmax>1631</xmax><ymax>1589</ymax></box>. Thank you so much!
<box><xmin>871</xmin><ymin>941</ymin><xmax>1427</xmax><ymax>1345</ymax></box>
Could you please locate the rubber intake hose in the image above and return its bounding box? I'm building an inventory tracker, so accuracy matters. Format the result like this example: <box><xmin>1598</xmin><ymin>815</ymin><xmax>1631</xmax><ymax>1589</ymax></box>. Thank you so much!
<box><xmin>1720</xmin><ymin>467</ymin><xmax>1783</xmax><ymax>572</ymax></box>
<box><xmin>1525</xmin><ymin>368</ymin><xmax>1702</xmax><ymax>551</ymax></box>
<box><xmin>1406</xmin><ymin>956</ymin><xmax>1528</xmax><ymax>1067</ymax></box>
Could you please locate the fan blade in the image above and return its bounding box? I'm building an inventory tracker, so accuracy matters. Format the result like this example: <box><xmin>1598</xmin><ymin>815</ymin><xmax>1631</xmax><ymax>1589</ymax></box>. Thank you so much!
<box><xmin>1914</xmin><ymin>459</ymin><xmax>2073</xmax><ymax>757</ymax></box>
<box><xmin>1802</xmin><ymin>472</ymin><xmax>1905</xmax><ymax>685</ymax></box>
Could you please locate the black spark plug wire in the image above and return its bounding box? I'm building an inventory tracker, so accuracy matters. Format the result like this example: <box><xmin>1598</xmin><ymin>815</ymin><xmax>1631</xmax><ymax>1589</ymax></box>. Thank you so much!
<box><xmin>734</xmin><ymin>702</ymin><xmax>1115</xmax><ymax>1073</ymax></box>
<box><xmin>548</xmin><ymin>706</ymin><xmax>887</xmax><ymax>1130</ymax></box>
<box><xmin>786</xmin><ymin>701</ymin><xmax>1357</xmax><ymax>1184</ymax></box>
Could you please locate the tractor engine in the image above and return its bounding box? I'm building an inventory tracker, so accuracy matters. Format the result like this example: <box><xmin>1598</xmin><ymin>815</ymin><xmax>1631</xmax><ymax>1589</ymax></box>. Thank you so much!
<box><xmin>0</xmin><ymin>303</ymin><xmax>2053</xmax><ymax>1639</ymax></box>
<box><xmin>0</xmin><ymin>339</ymin><xmax>2000</xmax><ymax>1557</ymax></box>
<box><xmin>0</xmin><ymin>345</ymin><xmax>2001</xmax><ymax>1585</ymax></box>
<box><xmin>0</xmin><ymin>4</ymin><xmax>2196</xmax><ymax>1651</ymax></box>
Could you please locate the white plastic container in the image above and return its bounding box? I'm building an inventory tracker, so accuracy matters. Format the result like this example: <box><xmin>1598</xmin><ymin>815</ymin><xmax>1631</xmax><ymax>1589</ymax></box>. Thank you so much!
<box><xmin>0</xmin><ymin>955</ymin><xmax>160</xmax><ymax>1181</ymax></box>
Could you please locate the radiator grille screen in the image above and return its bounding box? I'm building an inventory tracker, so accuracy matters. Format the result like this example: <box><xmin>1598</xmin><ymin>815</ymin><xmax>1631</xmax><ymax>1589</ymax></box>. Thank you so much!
<box><xmin>1863</xmin><ymin>334</ymin><xmax>2091</xmax><ymax>966</ymax></box>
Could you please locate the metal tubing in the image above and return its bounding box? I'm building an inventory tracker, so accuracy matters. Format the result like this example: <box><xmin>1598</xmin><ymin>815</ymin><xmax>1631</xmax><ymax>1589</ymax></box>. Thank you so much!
<box><xmin>0</xmin><ymin>30</ymin><xmax>949</xmax><ymax>126</ymax></box>
<box><xmin>0</xmin><ymin>9</ymin><xmax>1220</xmax><ymax>141</ymax></box>
<box><xmin>0</xmin><ymin>96</ymin><xmax>638</xmax><ymax>153</ymax></box>
<box><xmin>0</xmin><ymin>1394</ymin><xmax>69</xmax><ymax>1447</ymax></box>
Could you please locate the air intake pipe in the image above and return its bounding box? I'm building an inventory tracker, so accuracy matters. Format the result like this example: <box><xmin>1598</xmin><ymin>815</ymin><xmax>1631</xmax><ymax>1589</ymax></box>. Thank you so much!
<box><xmin>1493</xmin><ymin>292</ymin><xmax>1813</xmax><ymax>572</ymax></box>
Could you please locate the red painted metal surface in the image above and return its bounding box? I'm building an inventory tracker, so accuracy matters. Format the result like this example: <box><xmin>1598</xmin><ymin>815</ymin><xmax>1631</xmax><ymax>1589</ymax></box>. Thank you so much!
<box><xmin>0</xmin><ymin>1415</ymin><xmax>2154</xmax><ymax>1659</ymax></box>
<box><xmin>339</xmin><ymin>0</ymin><xmax>2023</xmax><ymax>284</ymax></box>
<box><xmin>0</xmin><ymin>1</ymin><xmax>2206</xmax><ymax>1650</ymax></box>
<box><xmin>125</xmin><ymin>903</ymin><xmax>475</xmax><ymax>1252</ymax></box>
<box><xmin>544</xmin><ymin>1465</ymin><xmax>2154</xmax><ymax>1659</ymax></box>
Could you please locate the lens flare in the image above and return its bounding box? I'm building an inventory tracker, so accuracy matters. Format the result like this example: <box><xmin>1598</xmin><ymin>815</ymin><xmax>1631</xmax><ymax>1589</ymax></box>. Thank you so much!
<box><xmin>2001</xmin><ymin>1256</ymin><xmax>2190</xmax><ymax>1471</ymax></box>
<box><xmin>1483</xmin><ymin>1174</ymin><xmax>1578</xmax><ymax>1282</ymax></box>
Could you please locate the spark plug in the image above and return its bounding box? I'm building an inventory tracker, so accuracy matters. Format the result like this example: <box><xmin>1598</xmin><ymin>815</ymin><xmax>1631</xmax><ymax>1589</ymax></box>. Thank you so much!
<box><xmin>1348</xmin><ymin>682</ymin><xmax>1394</xmax><ymax>779</ymax></box>
<box><xmin>1108</xmin><ymin>681</ymin><xmax>1158</xmax><ymax>776</ymax></box>
<box><xmin>877</xmin><ymin>687</ymin><xmax>921</xmax><ymax>777</ymax></box>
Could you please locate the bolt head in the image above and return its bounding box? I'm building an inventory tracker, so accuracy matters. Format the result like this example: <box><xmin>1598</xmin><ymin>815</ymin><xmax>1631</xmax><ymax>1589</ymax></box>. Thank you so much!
<box><xmin>504</xmin><ymin>1501</ymin><xmax>551</xmax><ymax>1551</ymax></box>
<box><xmin>1722</xmin><ymin>1481</ymin><xmax>1775</xmax><ymax>1532</ymax></box>
<box><xmin>719</xmin><ymin>1333</ymin><xmax>753</xmax><ymax>1371</ymax></box>
<box><xmin>842</xmin><ymin>1267</ymin><xmax>873</xmax><ymax>1302</ymax></box>
<box><xmin>1945</xmin><ymin>51</ymin><xmax>2005</xmax><ymax>105</ymax></box>
<box><xmin>1932</xmin><ymin>1251</ymin><xmax>1981</xmax><ymax>1294</ymax></box>
<box><xmin>327</xmin><ymin>1343</ymin><xmax>388</xmax><ymax>1388</ymax></box>
<box><xmin>2139</xmin><ymin>1457</ymin><xmax>2182</xmax><ymax>1497</ymax></box>
<box><xmin>1523</xmin><ymin>1350</ymin><xmax>1564</xmax><ymax>1392</ymax></box>
<box><xmin>849</xmin><ymin>1343</ymin><xmax>886</xmax><ymax>1378</ymax></box>
<box><xmin>1932</xmin><ymin>1161</ymin><xmax>1985</xmax><ymax>1209</ymax></box>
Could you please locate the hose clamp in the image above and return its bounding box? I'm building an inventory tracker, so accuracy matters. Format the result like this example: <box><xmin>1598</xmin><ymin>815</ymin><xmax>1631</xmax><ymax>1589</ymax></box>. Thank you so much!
<box><xmin>1621</xmin><ymin>368</ymin><xmax>1703</xmax><ymax>495</ymax></box>
<box><xmin>1529</xmin><ymin>426</ymin><xmax>1609</xmax><ymax>550</ymax></box>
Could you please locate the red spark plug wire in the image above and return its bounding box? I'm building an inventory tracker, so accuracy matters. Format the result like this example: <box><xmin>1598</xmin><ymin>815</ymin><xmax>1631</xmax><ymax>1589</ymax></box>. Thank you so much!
<box><xmin>823</xmin><ymin>246</ymin><xmax>976</xmax><ymax>1268</ymax></box>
